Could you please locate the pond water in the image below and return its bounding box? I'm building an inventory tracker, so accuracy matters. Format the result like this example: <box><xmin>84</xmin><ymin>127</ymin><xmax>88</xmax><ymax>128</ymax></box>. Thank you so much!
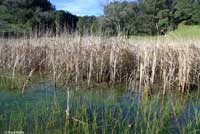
<box><xmin>0</xmin><ymin>80</ymin><xmax>200</xmax><ymax>134</ymax></box>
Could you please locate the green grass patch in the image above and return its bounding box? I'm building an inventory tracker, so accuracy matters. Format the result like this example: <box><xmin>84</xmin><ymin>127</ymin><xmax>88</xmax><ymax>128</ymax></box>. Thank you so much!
<box><xmin>129</xmin><ymin>24</ymin><xmax>200</xmax><ymax>40</ymax></box>
<box><xmin>167</xmin><ymin>24</ymin><xmax>200</xmax><ymax>39</ymax></box>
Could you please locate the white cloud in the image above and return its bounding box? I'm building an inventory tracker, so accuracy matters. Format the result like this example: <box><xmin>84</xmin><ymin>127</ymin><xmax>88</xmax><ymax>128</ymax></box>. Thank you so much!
<box><xmin>51</xmin><ymin>0</ymin><xmax>135</xmax><ymax>16</ymax></box>
<box><xmin>53</xmin><ymin>0</ymin><xmax>106</xmax><ymax>16</ymax></box>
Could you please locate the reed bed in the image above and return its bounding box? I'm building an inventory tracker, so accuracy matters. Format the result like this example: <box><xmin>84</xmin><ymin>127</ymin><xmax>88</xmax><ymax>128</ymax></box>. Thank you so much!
<box><xmin>0</xmin><ymin>35</ymin><xmax>200</xmax><ymax>93</ymax></box>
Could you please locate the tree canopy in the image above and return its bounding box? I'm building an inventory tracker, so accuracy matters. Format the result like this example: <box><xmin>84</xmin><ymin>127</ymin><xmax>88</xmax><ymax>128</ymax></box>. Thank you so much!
<box><xmin>0</xmin><ymin>0</ymin><xmax>200</xmax><ymax>36</ymax></box>
<box><xmin>78</xmin><ymin>0</ymin><xmax>200</xmax><ymax>36</ymax></box>
<box><xmin>0</xmin><ymin>0</ymin><xmax>78</xmax><ymax>33</ymax></box>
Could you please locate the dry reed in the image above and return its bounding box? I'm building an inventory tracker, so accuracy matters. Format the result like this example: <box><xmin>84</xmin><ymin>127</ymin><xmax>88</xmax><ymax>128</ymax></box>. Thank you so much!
<box><xmin>1</xmin><ymin>35</ymin><xmax>200</xmax><ymax>94</ymax></box>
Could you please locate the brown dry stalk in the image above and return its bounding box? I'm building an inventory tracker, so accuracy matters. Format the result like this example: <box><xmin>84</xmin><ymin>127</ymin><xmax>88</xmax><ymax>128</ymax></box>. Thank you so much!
<box><xmin>1</xmin><ymin>36</ymin><xmax>200</xmax><ymax>93</ymax></box>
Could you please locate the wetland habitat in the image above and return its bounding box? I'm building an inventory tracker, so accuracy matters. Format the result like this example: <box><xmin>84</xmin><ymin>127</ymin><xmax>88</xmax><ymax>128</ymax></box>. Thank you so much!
<box><xmin>1</xmin><ymin>35</ymin><xmax>200</xmax><ymax>133</ymax></box>
<box><xmin>1</xmin><ymin>0</ymin><xmax>200</xmax><ymax>133</ymax></box>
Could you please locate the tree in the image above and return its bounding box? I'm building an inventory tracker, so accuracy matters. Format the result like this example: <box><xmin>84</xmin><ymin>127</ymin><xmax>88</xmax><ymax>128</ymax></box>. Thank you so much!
<box><xmin>174</xmin><ymin>0</ymin><xmax>194</xmax><ymax>24</ymax></box>
<box><xmin>30</xmin><ymin>0</ymin><xmax>55</xmax><ymax>11</ymax></box>
<box><xmin>104</xmin><ymin>1</ymin><xmax>139</xmax><ymax>35</ymax></box>
<box><xmin>139</xmin><ymin>0</ymin><xmax>175</xmax><ymax>34</ymax></box>
<box><xmin>54</xmin><ymin>10</ymin><xmax>68</xmax><ymax>34</ymax></box>
<box><xmin>0</xmin><ymin>0</ymin><xmax>78</xmax><ymax>33</ymax></box>
<box><xmin>192</xmin><ymin>1</ymin><xmax>200</xmax><ymax>24</ymax></box>
<box><xmin>157</xmin><ymin>0</ymin><xmax>175</xmax><ymax>33</ymax></box>
<box><xmin>135</xmin><ymin>13</ymin><xmax>156</xmax><ymax>35</ymax></box>
<box><xmin>138</xmin><ymin>0</ymin><xmax>158</xmax><ymax>35</ymax></box>
<box><xmin>54</xmin><ymin>10</ymin><xmax>78</xmax><ymax>34</ymax></box>
<box><xmin>77</xmin><ymin>16</ymin><xmax>98</xmax><ymax>35</ymax></box>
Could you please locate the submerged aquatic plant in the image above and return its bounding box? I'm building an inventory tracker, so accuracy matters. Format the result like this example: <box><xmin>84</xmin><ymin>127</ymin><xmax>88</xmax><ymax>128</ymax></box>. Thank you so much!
<box><xmin>0</xmin><ymin>85</ymin><xmax>200</xmax><ymax>134</ymax></box>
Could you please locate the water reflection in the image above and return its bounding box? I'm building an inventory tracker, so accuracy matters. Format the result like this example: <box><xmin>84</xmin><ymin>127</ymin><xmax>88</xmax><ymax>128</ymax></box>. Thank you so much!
<box><xmin>0</xmin><ymin>80</ymin><xmax>200</xmax><ymax>133</ymax></box>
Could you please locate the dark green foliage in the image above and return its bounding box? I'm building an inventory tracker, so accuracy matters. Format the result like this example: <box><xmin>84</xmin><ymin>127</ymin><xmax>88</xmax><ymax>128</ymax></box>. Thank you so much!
<box><xmin>79</xmin><ymin>0</ymin><xmax>200</xmax><ymax>36</ymax></box>
<box><xmin>0</xmin><ymin>0</ymin><xmax>200</xmax><ymax>36</ymax></box>
<box><xmin>102</xmin><ymin>0</ymin><xmax>175</xmax><ymax>35</ymax></box>
<box><xmin>174</xmin><ymin>0</ymin><xmax>194</xmax><ymax>24</ymax></box>
<box><xmin>135</xmin><ymin>14</ymin><xmax>157</xmax><ymax>35</ymax></box>
<box><xmin>104</xmin><ymin>1</ymin><xmax>139</xmax><ymax>35</ymax></box>
<box><xmin>78</xmin><ymin>16</ymin><xmax>97</xmax><ymax>35</ymax></box>
<box><xmin>0</xmin><ymin>0</ymin><xmax>78</xmax><ymax>34</ymax></box>
<box><xmin>192</xmin><ymin>1</ymin><xmax>200</xmax><ymax>24</ymax></box>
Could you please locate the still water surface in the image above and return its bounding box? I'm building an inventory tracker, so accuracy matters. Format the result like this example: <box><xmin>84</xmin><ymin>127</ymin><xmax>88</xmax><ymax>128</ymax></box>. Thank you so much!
<box><xmin>0</xmin><ymin>81</ymin><xmax>200</xmax><ymax>133</ymax></box>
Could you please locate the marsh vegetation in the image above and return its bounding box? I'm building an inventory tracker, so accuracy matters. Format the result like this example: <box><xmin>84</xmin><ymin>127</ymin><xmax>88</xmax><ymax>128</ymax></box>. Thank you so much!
<box><xmin>1</xmin><ymin>0</ymin><xmax>200</xmax><ymax>133</ymax></box>
<box><xmin>0</xmin><ymin>80</ymin><xmax>200</xmax><ymax>134</ymax></box>
<box><xmin>1</xmin><ymin>35</ymin><xmax>200</xmax><ymax>94</ymax></box>
<box><xmin>0</xmin><ymin>33</ymin><xmax>200</xmax><ymax>133</ymax></box>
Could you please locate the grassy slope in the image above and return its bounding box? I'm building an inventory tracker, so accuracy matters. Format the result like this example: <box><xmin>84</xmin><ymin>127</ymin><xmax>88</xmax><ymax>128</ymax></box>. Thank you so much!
<box><xmin>130</xmin><ymin>25</ymin><xmax>200</xmax><ymax>40</ymax></box>
<box><xmin>167</xmin><ymin>25</ymin><xmax>200</xmax><ymax>39</ymax></box>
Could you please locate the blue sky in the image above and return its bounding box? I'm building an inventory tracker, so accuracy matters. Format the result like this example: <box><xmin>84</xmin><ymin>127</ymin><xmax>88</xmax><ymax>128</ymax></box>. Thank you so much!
<box><xmin>50</xmin><ymin>0</ymin><xmax>106</xmax><ymax>16</ymax></box>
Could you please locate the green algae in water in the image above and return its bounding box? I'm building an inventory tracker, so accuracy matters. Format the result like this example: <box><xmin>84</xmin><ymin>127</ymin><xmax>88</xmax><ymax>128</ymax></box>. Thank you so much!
<box><xmin>0</xmin><ymin>81</ymin><xmax>200</xmax><ymax>134</ymax></box>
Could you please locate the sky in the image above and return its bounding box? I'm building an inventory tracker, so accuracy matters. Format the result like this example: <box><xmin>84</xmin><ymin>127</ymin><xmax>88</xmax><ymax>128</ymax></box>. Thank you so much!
<box><xmin>50</xmin><ymin>0</ymin><xmax>106</xmax><ymax>16</ymax></box>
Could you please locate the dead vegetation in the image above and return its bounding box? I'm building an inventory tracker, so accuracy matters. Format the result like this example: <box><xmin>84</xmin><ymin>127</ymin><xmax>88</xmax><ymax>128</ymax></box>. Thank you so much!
<box><xmin>0</xmin><ymin>35</ymin><xmax>200</xmax><ymax>94</ymax></box>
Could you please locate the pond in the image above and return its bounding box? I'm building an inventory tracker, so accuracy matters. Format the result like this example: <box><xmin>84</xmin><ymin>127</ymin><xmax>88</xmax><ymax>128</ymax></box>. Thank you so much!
<box><xmin>0</xmin><ymin>80</ymin><xmax>200</xmax><ymax>134</ymax></box>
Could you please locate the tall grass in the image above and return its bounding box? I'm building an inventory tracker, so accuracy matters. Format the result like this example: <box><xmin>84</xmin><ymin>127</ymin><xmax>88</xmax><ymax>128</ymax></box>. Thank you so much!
<box><xmin>0</xmin><ymin>87</ymin><xmax>200</xmax><ymax>134</ymax></box>
<box><xmin>0</xmin><ymin>35</ymin><xmax>200</xmax><ymax>93</ymax></box>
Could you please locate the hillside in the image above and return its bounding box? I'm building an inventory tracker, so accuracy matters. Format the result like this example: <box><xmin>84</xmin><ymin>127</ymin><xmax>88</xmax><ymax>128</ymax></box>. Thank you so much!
<box><xmin>167</xmin><ymin>25</ymin><xmax>200</xmax><ymax>38</ymax></box>
<box><xmin>0</xmin><ymin>0</ymin><xmax>78</xmax><ymax>33</ymax></box>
